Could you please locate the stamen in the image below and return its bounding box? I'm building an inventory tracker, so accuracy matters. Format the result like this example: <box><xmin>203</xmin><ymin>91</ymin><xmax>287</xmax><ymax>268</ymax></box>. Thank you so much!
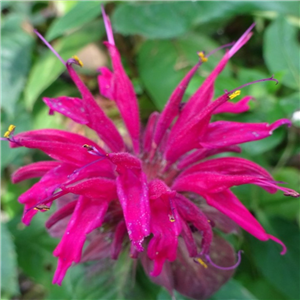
<box><xmin>206</xmin><ymin>41</ymin><xmax>236</xmax><ymax>57</ymax></box>
<box><xmin>34</xmin><ymin>29</ymin><xmax>66</xmax><ymax>65</ymax></box>
<box><xmin>228</xmin><ymin>76</ymin><xmax>278</xmax><ymax>95</ymax></box>
<box><xmin>229</xmin><ymin>90</ymin><xmax>241</xmax><ymax>100</ymax></box>
<box><xmin>198</xmin><ymin>51</ymin><xmax>208</xmax><ymax>63</ymax></box>
<box><xmin>34</xmin><ymin>204</ymin><xmax>50</xmax><ymax>212</ymax></box>
<box><xmin>67</xmin><ymin>55</ymin><xmax>84</xmax><ymax>67</ymax></box>
<box><xmin>3</xmin><ymin>124</ymin><xmax>16</xmax><ymax>138</ymax></box>
<box><xmin>194</xmin><ymin>257</ymin><xmax>208</xmax><ymax>269</ymax></box>
<box><xmin>205</xmin><ymin>250</ymin><xmax>243</xmax><ymax>270</ymax></box>
<box><xmin>82</xmin><ymin>144</ymin><xmax>105</xmax><ymax>157</ymax></box>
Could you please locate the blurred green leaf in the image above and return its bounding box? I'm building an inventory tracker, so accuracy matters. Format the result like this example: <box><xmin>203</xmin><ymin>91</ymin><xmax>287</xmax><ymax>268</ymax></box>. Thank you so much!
<box><xmin>1</xmin><ymin>14</ymin><xmax>34</xmax><ymax>116</ymax></box>
<box><xmin>1</xmin><ymin>104</ymin><xmax>32</xmax><ymax>172</ymax></box>
<box><xmin>7</xmin><ymin>213</ymin><xmax>57</xmax><ymax>289</ymax></box>
<box><xmin>264</xmin><ymin>17</ymin><xmax>300</xmax><ymax>90</ymax></box>
<box><xmin>112</xmin><ymin>2</ymin><xmax>199</xmax><ymax>39</ymax></box>
<box><xmin>46</xmin><ymin>1</ymin><xmax>102</xmax><ymax>41</ymax></box>
<box><xmin>210</xmin><ymin>279</ymin><xmax>257</xmax><ymax>300</ymax></box>
<box><xmin>249</xmin><ymin>218</ymin><xmax>300</xmax><ymax>300</ymax></box>
<box><xmin>279</xmin><ymin>92</ymin><xmax>300</xmax><ymax>118</ymax></box>
<box><xmin>261</xmin><ymin>168</ymin><xmax>300</xmax><ymax>220</ymax></box>
<box><xmin>1</xmin><ymin>223</ymin><xmax>19</xmax><ymax>298</ymax></box>
<box><xmin>24</xmin><ymin>20</ymin><xmax>105</xmax><ymax>110</ymax></box>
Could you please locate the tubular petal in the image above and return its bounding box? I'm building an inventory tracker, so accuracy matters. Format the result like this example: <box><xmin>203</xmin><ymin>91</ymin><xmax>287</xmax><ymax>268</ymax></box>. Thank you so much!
<box><xmin>101</xmin><ymin>43</ymin><xmax>140</xmax><ymax>154</ymax></box>
<box><xmin>153</xmin><ymin>62</ymin><xmax>201</xmax><ymax>148</ymax></box>
<box><xmin>43</xmin><ymin>97</ymin><xmax>89</xmax><ymax>124</ymax></box>
<box><xmin>66</xmin><ymin>64</ymin><xmax>125</xmax><ymax>152</ymax></box>
<box><xmin>199</xmin><ymin>119</ymin><xmax>292</xmax><ymax>148</ymax></box>
<box><xmin>213</xmin><ymin>96</ymin><xmax>252</xmax><ymax>114</ymax></box>
<box><xmin>53</xmin><ymin>197</ymin><xmax>109</xmax><ymax>285</ymax></box>
<box><xmin>12</xmin><ymin>161</ymin><xmax>61</xmax><ymax>183</ymax></box>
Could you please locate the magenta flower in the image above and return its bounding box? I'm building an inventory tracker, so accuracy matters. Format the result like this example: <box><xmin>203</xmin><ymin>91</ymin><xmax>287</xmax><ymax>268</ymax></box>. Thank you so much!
<box><xmin>3</xmin><ymin>6</ymin><xmax>299</xmax><ymax>299</ymax></box>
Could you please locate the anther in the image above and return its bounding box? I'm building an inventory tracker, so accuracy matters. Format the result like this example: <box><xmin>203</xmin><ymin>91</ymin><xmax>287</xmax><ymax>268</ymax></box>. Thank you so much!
<box><xmin>194</xmin><ymin>257</ymin><xmax>208</xmax><ymax>269</ymax></box>
<box><xmin>3</xmin><ymin>124</ymin><xmax>16</xmax><ymax>138</ymax></box>
<box><xmin>72</xmin><ymin>55</ymin><xmax>83</xmax><ymax>67</ymax></box>
<box><xmin>34</xmin><ymin>204</ymin><xmax>50</xmax><ymax>211</ymax></box>
<box><xmin>168</xmin><ymin>214</ymin><xmax>176</xmax><ymax>222</ymax></box>
<box><xmin>83</xmin><ymin>144</ymin><xmax>94</xmax><ymax>151</ymax></box>
<box><xmin>229</xmin><ymin>90</ymin><xmax>241</xmax><ymax>100</ymax></box>
<box><xmin>198</xmin><ymin>51</ymin><xmax>208</xmax><ymax>63</ymax></box>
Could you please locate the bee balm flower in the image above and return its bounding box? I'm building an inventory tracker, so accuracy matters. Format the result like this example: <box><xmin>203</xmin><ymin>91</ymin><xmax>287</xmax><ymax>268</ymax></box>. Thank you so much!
<box><xmin>3</xmin><ymin>6</ymin><xmax>299</xmax><ymax>299</ymax></box>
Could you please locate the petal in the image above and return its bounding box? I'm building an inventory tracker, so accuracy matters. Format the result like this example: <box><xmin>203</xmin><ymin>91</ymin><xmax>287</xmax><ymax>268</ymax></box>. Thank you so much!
<box><xmin>12</xmin><ymin>161</ymin><xmax>61</xmax><ymax>183</ymax></box>
<box><xmin>45</xmin><ymin>200</ymin><xmax>77</xmax><ymax>229</ymax></box>
<box><xmin>177</xmin><ymin>146</ymin><xmax>241</xmax><ymax>170</ymax></box>
<box><xmin>66</xmin><ymin>64</ymin><xmax>124</xmax><ymax>152</ymax></box>
<box><xmin>10</xmin><ymin>129</ymin><xmax>106</xmax><ymax>153</ymax></box>
<box><xmin>98</xmin><ymin>67</ymin><xmax>115</xmax><ymax>100</ymax></box>
<box><xmin>62</xmin><ymin>177</ymin><xmax>117</xmax><ymax>200</ymax></box>
<box><xmin>53</xmin><ymin>196</ymin><xmax>109</xmax><ymax>285</ymax></box>
<box><xmin>213</xmin><ymin>96</ymin><xmax>252</xmax><ymax>114</ymax></box>
<box><xmin>111</xmin><ymin>220</ymin><xmax>127</xmax><ymax>259</ymax></box>
<box><xmin>203</xmin><ymin>190</ymin><xmax>286</xmax><ymax>254</ymax></box>
<box><xmin>153</xmin><ymin>62</ymin><xmax>201</xmax><ymax>148</ymax></box>
<box><xmin>179</xmin><ymin>157</ymin><xmax>274</xmax><ymax>180</ymax></box>
<box><xmin>102</xmin><ymin>43</ymin><xmax>140</xmax><ymax>153</ymax></box>
<box><xmin>143</xmin><ymin>112</ymin><xmax>160</xmax><ymax>153</ymax></box>
<box><xmin>81</xmin><ymin>232</ymin><xmax>112</xmax><ymax>262</ymax></box>
<box><xmin>43</xmin><ymin>96</ymin><xmax>89</xmax><ymax>124</ymax></box>
<box><xmin>147</xmin><ymin>180</ymin><xmax>181</xmax><ymax>276</ymax></box>
<box><xmin>165</xmin><ymin>94</ymin><xmax>229</xmax><ymax>163</ymax></box>
<box><xmin>19</xmin><ymin>164</ymin><xmax>76</xmax><ymax>225</ymax></box>
<box><xmin>108</xmin><ymin>153</ymin><xmax>150</xmax><ymax>251</ymax></box>
<box><xmin>175</xmin><ymin>194</ymin><xmax>212</xmax><ymax>254</ymax></box>
<box><xmin>200</xmin><ymin>119</ymin><xmax>291</xmax><ymax>148</ymax></box>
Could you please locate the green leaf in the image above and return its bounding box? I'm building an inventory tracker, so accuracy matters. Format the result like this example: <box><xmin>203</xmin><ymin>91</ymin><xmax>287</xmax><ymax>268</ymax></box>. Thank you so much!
<box><xmin>264</xmin><ymin>17</ymin><xmax>300</xmax><ymax>90</ymax></box>
<box><xmin>1</xmin><ymin>14</ymin><xmax>34</xmax><ymax>116</ymax></box>
<box><xmin>249</xmin><ymin>218</ymin><xmax>300</xmax><ymax>300</ymax></box>
<box><xmin>210</xmin><ymin>279</ymin><xmax>257</xmax><ymax>300</ymax></box>
<box><xmin>112</xmin><ymin>2</ymin><xmax>199</xmax><ymax>39</ymax></box>
<box><xmin>1</xmin><ymin>223</ymin><xmax>19</xmax><ymax>298</ymax></box>
<box><xmin>24</xmin><ymin>20</ymin><xmax>105</xmax><ymax>110</ymax></box>
<box><xmin>46</xmin><ymin>1</ymin><xmax>102</xmax><ymax>41</ymax></box>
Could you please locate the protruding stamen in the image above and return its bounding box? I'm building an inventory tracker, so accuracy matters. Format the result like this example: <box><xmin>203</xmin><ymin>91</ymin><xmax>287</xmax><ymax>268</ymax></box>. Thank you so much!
<box><xmin>66</xmin><ymin>55</ymin><xmax>84</xmax><ymax>67</ymax></box>
<box><xmin>198</xmin><ymin>51</ymin><xmax>208</xmax><ymax>62</ymax></box>
<box><xmin>3</xmin><ymin>124</ymin><xmax>16</xmax><ymax>138</ymax></box>
<box><xmin>228</xmin><ymin>76</ymin><xmax>278</xmax><ymax>95</ymax></box>
<box><xmin>34</xmin><ymin>29</ymin><xmax>66</xmax><ymax>65</ymax></box>
<box><xmin>229</xmin><ymin>90</ymin><xmax>241</xmax><ymax>100</ymax></box>
<box><xmin>206</xmin><ymin>42</ymin><xmax>236</xmax><ymax>57</ymax></box>
<box><xmin>194</xmin><ymin>257</ymin><xmax>208</xmax><ymax>269</ymax></box>
<box><xmin>205</xmin><ymin>250</ymin><xmax>243</xmax><ymax>270</ymax></box>
<box><xmin>34</xmin><ymin>204</ymin><xmax>50</xmax><ymax>212</ymax></box>
<box><xmin>82</xmin><ymin>144</ymin><xmax>105</xmax><ymax>157</ymax></box>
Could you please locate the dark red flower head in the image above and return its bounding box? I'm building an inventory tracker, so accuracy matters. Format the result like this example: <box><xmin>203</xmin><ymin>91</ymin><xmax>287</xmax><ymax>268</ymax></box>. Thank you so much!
<box><xmin>2</xmin><ymin>5</ymin><xmax>299</xmax><ymax>299</ymax></box>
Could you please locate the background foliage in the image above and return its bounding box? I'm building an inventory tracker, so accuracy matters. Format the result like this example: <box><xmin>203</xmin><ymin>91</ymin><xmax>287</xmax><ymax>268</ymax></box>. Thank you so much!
<box><xmin>1</xmin><ymin>1</ymin><xmax>299</xmax><ymax>300</ymax></box>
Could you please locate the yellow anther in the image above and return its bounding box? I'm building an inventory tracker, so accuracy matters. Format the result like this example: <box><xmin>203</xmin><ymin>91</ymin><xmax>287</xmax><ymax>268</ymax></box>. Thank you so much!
<box><xmin>196</xmin><ymin>258</ymin><xmax>208</xmax><ymax>269</ymax></box>
<box><xmin>3</xmin><ymin>124</ymin><xmax>16</xmax><ymax>138</ymax></box>
<box><xmin>8</xmin><ymin>125</ymin><xmax>16</xmax><ymax>132</ymax></box>
<box><xmin>83</xmin><ymin>144</ymin><xmax>93</xmax><ymax>151</ymax></box>
<box><xmin>198</xmin><ymin>51</ymin><xmax>208</xmax><ymax>63</ymax></box>
<box><xmin>72</xmin><ymin>55</ymin><xmax>83</xmax><ymax>67</ymax></box>
<box><xmin>169</xmin><ymin>214</ymin><xmax>175</xmax><ymax>222</ymax></box>
<box><xmin>4</xmin><ymin>131</ymin><xmax>10</xmax><ymax>138</ymax></box>
<box><xmin>34</xmin><ymin>204</ymin><xmax>50</xmax><ymax>211</ymax></box>
<box><xmin>229</xmin><ymin>90</ymin><xmax>241</xmax><ymax>100</ymax></box>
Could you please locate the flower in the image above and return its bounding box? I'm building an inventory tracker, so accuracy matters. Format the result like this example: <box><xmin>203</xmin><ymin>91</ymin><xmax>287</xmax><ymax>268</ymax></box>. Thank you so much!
<box><xmin>3</xmin><ymin>5</ymin><xmax>299</xmax><ymax>299</ymax></box>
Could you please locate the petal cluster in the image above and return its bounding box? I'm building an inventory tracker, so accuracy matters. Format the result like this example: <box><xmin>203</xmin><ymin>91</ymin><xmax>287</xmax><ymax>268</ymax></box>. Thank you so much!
<box><xmin>6</xmin><ymin>6</ymin><xmax>299</xmax><ymax>298</ymax></box>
